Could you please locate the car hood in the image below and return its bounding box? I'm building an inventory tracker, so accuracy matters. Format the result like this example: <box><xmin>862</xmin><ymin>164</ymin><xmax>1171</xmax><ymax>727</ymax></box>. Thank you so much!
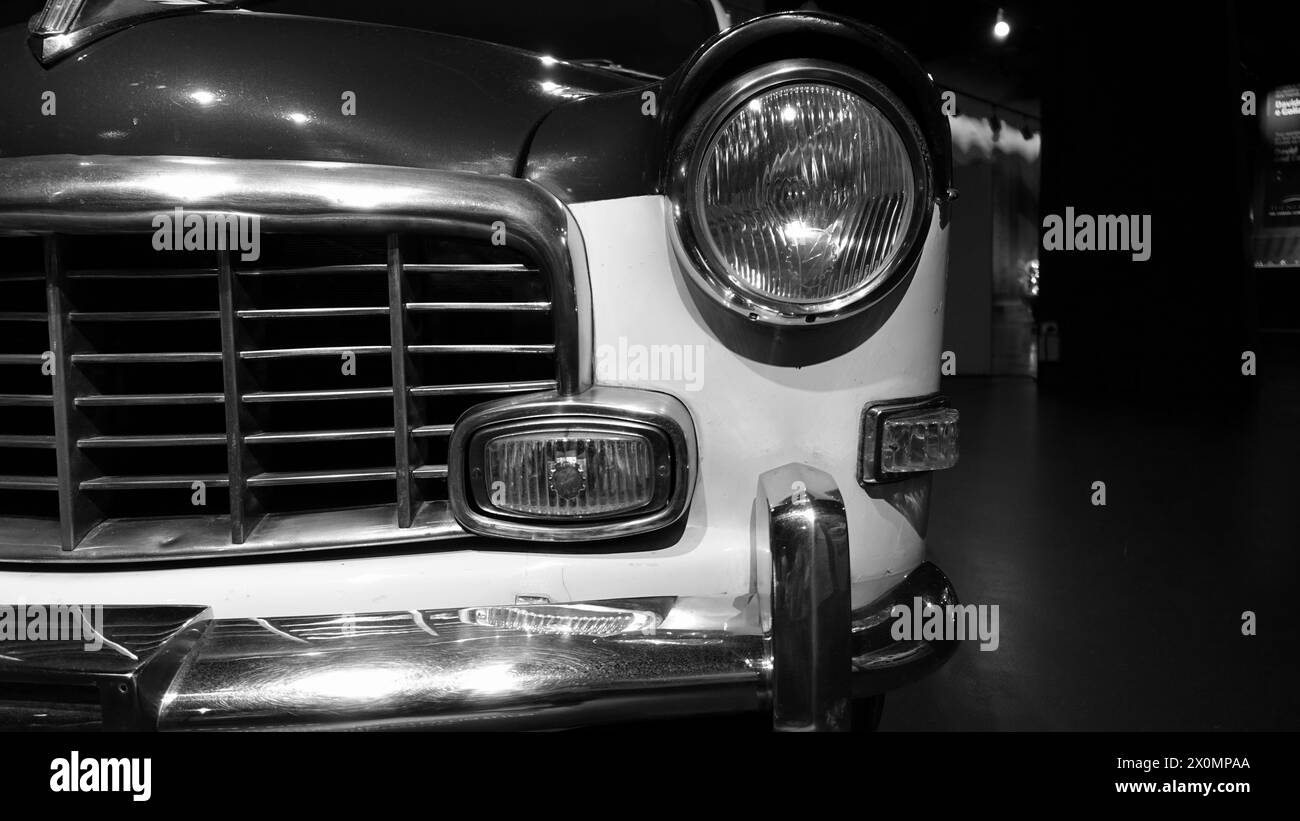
<box><xmin>0</xmin><ymin>9</ymin><xmax>637</xmax><ymax>175</ymax></box>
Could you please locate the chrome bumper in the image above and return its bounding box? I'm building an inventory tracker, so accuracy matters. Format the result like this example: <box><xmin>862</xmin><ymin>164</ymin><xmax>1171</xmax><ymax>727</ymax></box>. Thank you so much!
<box><xmin>0</xmin><ymin>464</ymin><xmax>958</xmax><ymax>731</ymax></box>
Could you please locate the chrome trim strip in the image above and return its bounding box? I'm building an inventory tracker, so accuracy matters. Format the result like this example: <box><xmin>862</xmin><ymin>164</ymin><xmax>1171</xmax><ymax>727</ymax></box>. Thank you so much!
<box><xmin>0</xmin><ymin>502</ymin><xmax>469</xmax><ymax>563</ymax></box>
<box><xmin>757</xmin><ymin>463</ymin><xmax>852</xmax><ymax>731</ymax></box>
<box><xmin>447</xmin><ymin>387</ymin><xmax>698</xmax><ymax>542</ymax></box>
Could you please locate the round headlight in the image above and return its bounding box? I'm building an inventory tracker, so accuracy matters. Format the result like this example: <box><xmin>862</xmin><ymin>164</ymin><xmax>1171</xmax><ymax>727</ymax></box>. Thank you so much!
<box><xmin>672</xmin><ymin>61</ymin><xmax>932</xmax><ymax>324</ymax></box>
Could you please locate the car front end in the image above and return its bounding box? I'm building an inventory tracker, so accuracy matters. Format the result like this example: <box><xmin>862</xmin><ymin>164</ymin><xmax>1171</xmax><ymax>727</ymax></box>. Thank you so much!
<box><xmin>0</xmin><ymin>0</ymin><xmax>960</xmax><ymax>731</ymax></box>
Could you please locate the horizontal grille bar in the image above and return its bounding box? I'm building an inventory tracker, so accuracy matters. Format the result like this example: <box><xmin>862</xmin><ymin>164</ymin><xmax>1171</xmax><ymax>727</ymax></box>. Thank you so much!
<box><xmin>0</xmin><ymin>475</ymin><xmax>58</xmax><ymax>491</ymax></box>
<box><xmin>407</xmin><ymin>344</ymin><xmax>555</xmax><ymax>355</ymax></box>
<box><xmin>67</xmin><ymin>269</ymin><xmax>217</xmax><ymax>280</ymax></box>
<box><xmin>82</xmin><ymin>475</ymin><xmax>230</xmax><ymax>490</ymax></box>
<box><xmin>411</xmin><ymin>424</ymin><xmax>454</xmax><ymax>437</ymax></box>
<box><xmin>405</xmin><ymin>301</ymin><xmax>551</xmax><ymax>312</ymax></box>
<box><xmin>71</xmin><ymin>352</ymin><xmax>222</xmax><ymax>364</ymax></box>
<box><xmin>237</xmin><ymin>263</ymin><xmax>387</xmax><ymax>276</ymax></box>
<box><xmin>78</xmin><ymin>434</ymin><xmax>227</xmax><ymax>448</ymax></box>
<box><xmin>243</xmin><ymin>388</ymin><xmax>393</xmax><ymax>403</ymax></box>
<box><xmin>406</xmin><ymin>263</ymin><xmax>534</xmax><ymax>273</ymax></box>
<box><xmin>70</xmin><ymin>311</ymin><xmax>220</xmax><ymax>321</ymax></box>
<box><xmin>245</xmin><ymin>429</ymin><xmax>394</xmax><ymax>444</ymax></box>
<box><xmin>0</xmin><ymin>394</ymin><xmax>54</xmax><ymax>407</ymax></box>
<box><xmin>409</xmin><ymin>380</ymin><xmax>556</xmax><ymax>397</ymax></box>
<box><xmin>238</xmin><ymin>307</ymin><xmax>388</xmax><ymax>318</ymax></box>
<box><xmin>0</xmin><ymin>435</ymin><xmax>56</xmax><ymax>448</ymax></box>
<box><xmin>246</xmin><ymin>469</ymin><xmax>396</xmax><ymax>487</ymax></box>
<box><xmin>241</xmin><ymin>346</ymin><xmax>391</xmax><ymax>359</ymax></box>
<box><xmin>75</xmin><ymin>393</ymin><xmax>225</xmax><ymax>406</ymax></box>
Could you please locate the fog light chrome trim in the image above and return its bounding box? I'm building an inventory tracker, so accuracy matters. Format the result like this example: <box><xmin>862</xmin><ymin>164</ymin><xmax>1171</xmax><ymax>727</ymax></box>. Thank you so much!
<box><xmin>448</xmin><ymin>387</ymin><xmax>697</xmax><ymax>541</ymax></box>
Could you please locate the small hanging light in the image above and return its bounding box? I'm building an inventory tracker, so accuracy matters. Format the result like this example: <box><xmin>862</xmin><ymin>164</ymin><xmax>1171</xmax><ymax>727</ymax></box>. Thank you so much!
<box><xmin>993</xmin><ymin>8</ymin><xmax>1011</xmax><ymax>40</ymax></box>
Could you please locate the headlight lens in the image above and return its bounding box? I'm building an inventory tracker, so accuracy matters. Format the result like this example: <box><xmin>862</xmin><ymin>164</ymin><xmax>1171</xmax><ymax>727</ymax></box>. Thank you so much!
<box><xmin>675</xmin><ymin>64</ymin><xmax>930</xmax><ymax>323</ymax></box>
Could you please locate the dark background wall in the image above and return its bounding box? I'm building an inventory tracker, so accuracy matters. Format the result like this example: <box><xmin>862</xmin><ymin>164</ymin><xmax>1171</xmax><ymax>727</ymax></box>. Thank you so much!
<box><xmin>1033</xmin><ymin>3</ymin><xmax>1255</xmax><ymax>399</ymax></box>
<box><xmin>947</xmin><ymin>140</ymin><xmax>994</xmax><ymax>374</ymax></box>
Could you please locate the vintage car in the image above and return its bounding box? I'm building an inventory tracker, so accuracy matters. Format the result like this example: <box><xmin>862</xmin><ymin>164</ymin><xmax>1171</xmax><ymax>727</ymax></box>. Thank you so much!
<box><xmin>0</xmin><ymin>0</ymin><xmax>960</xmax><ymax>731</ymax></box>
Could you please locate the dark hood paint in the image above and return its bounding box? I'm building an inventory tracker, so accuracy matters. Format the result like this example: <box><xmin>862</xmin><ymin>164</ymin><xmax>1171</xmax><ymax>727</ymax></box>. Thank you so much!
<box><xmin>234</xmin><ymin>0</ymin><xmax>720</xmax><ymax>78</ymax></box>
<box><xmin>0</xmin><ymin>9</ymin><xmax>635</xmax><ymax>175</ymax></box>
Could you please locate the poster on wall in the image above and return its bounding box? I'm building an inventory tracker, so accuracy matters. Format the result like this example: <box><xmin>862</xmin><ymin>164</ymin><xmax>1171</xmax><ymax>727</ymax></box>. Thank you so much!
<box><xmin>1254</xmin><ymin>84</ymin><xmax>1300</xmax><ymax>267</ymax></box>
<box><xmin>1262</xmin><ymin>85</ymin><xmax>1300</xmax><ymax>222</ymax></box>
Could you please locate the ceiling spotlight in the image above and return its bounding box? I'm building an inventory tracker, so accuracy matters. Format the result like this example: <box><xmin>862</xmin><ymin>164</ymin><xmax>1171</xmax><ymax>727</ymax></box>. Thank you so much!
<box><xmin>993</xmin><ymin>8</ymin><xmax>1010</xmax><ymax>40</ymax></box>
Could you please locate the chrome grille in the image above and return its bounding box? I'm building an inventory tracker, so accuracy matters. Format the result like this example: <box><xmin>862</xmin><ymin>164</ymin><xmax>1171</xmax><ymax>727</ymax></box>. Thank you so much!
<box><xmin>0</xmin><ymin>237</ymin><xmax>57</xmax><ymax>519</ymax></box>
<box><xmin>0</xmin><ymin>155</ymin><xmax>583</xmax><ymax>561</ymax></box>
<box><xmin>0</xmin><ymin>232</ymin><xmax>557</xmax><ymax>558</ymax></box>
<box><xmin>62</xmin><ymin>236</ymin><xmax>229</xmax><ymax>540</ymax></box>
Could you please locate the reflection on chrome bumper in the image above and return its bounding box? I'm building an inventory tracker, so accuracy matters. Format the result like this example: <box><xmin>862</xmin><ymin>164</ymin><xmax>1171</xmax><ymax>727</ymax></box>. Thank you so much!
<box><xmin>0</xmin><ymin>464</ymin><xmax>958</xmax><ymax>731</ymax></box>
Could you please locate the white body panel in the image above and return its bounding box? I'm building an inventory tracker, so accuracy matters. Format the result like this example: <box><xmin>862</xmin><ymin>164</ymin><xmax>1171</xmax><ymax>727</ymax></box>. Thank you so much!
<box><xmin>0</xmin><ymin>195</ymin><xmax>948</xmax><ymax>618</ymax></box>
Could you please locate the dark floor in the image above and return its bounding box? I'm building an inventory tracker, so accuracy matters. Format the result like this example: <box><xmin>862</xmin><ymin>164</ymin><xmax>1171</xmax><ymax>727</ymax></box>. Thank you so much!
<box><xmin>882</xmin><ymin>354</ymin><xmax>1300</xmax><ymax>730</ymax></box>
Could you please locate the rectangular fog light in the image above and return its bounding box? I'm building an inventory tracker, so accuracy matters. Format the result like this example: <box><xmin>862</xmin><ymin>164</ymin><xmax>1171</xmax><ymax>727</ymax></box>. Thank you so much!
<box><xmin>859</xmin><ymin>397</ymin><xmax>959</xmax><ymax>484</ymax></box>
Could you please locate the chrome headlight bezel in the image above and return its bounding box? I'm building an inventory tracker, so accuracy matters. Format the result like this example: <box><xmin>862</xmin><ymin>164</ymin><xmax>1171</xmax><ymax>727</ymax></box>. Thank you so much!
<box><xmin>669</xmin><ymin>59</ymin><xmax>935</xmax><ymax>326</ymax></box>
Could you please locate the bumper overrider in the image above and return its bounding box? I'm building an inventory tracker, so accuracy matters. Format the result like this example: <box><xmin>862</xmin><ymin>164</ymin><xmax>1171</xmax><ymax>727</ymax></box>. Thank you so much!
<box><xmin>0</xmin><ymin>463</ymin><xmax>956</xmax><ymax>732</ymax></box>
